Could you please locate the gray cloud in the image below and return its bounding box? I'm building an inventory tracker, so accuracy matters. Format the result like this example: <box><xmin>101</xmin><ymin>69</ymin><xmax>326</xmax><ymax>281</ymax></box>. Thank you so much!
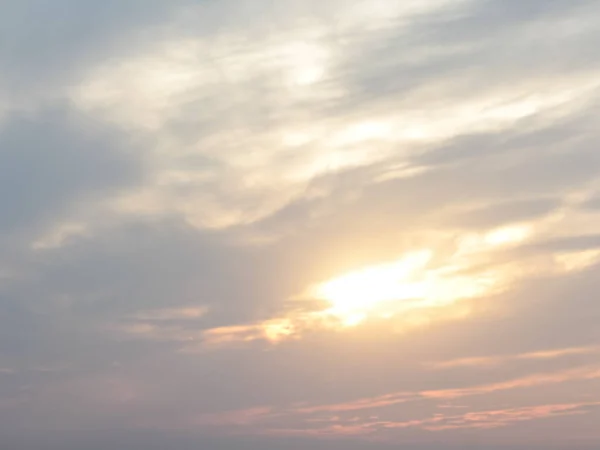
<box><xmin>0</xmin><ymin>105</ymin><xmax>140</xmax><ymax>236</ymax></box>
<box><xmin>0</xmin><ymin>0</ymin><xmax>190</xmax><ymax>97</ymax></box>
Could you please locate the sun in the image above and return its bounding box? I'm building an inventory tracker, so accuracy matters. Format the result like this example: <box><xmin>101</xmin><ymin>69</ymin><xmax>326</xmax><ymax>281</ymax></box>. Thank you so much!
<box><xmin>310</xmin><ymin>243</ymin><xmax>508</xmax><ymax>328</ymax></box>
<box><xmin>312</xmin><ymin>251</ymin><xmax>433</xmax><ymax>326</ymax></box>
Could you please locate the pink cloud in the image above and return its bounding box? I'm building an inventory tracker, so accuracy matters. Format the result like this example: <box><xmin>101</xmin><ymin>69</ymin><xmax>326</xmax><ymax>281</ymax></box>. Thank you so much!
<box><xmin>429</xmin><ymin>346</ymin><xmax>600</xmax><ymax>369</ymax></box>
<box><xmin>256</xmin><ymin>402</ymin><xmax>600</xmax><ymax>438</ymax></box>
<box><xmin>420</xmin><ymin>402</ymin><xmax>600</xmax><ymax>431</ymax></box>
<box><xmin>421</xmin><ymin>365</ymin><xmax>600</xmax><ymax>399</ymax></box>
<box><xmin>186</xmin><ymin>365</ymin><xmax>600</xmax><ymax>439</ymax></box>
<box><xmin>295</xmin><ymin>392</ymin><xmax>414</xmax><ymax>414</ymax></box>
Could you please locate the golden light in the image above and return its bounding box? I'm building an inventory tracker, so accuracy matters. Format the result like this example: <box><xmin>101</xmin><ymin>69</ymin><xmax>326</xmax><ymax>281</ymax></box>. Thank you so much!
<box><xmin>310</xmin><ymin>245</ymin><xmax>507</xmax><ymax>328</ymax></box>
<box><xmin>196</xmin><ymin>225</ymin><xmax>541</xmax><ymax>346</ymax></box>
<box><xmin>312</xmin><ymin>251</ymin><xmax>433</xmax><ymax>326</ymax></box>
<box><xmin>484</xmin><ymin>225</ymin><xmax>532</xmax><ymax>247</ymax></box>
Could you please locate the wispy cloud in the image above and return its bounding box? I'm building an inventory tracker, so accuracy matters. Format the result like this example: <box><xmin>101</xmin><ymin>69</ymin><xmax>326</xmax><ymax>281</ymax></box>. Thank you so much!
<box><xmin>2</xmin><ymin>0</ymin><xmax>600</xmax><ymax>448</ymax></box>
<box><xmin>428</xmin><ymin>346</ymin><xmax>600</xmax><ymax>369</ymax></box>
<box><xmin>188</xmin><ymin>364</ymin><xmax>600</xmax><ymax>440</ymax></box>
<box><xmin>421</xmin><ymin>366</ymin><xmax>600</xmax><ymax>399</ymax></box>
<box><xmin>223</xmin><ymin>401</ymin><xmax>600</xmax><ymax>438</ymax></box>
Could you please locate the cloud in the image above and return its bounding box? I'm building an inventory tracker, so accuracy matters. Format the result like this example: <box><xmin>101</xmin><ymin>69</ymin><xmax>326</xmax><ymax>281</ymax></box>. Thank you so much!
<box><xmin>389</xmin><ymin>402</ymin><xmax>600</xmax><ymax>432</ymax></box>
<box><xmin>420</xmin><ymin>366</ymin><xmax>600</xmax><ymax>400</ymax></box>
<box><xmin>428</xmin><ymin>346</ymin><xmax>600</xmax><ymax>369</ymax></box>
<box><xmin>0</xmin><ymin>106</ymin><xmax>140</xmax><ymax>237</ymax></box>
<box><xmin>0</xmin><ymin>0</ymin><xmax>189</xmax><ymax>99</ymax></box>
<box><xmin>182</xmin><ymin>362</ymin><xmax>600</xmax><ymax>443</ymax></box>
<box><xmin>2</xmin><ymin>0</ymin><xmax>600</xmax><ymax>448</ymax></box>
<box><xmin>256</xmin><ymin>402</ymin><xmax>600</xmax><ymax>438</ymax></box>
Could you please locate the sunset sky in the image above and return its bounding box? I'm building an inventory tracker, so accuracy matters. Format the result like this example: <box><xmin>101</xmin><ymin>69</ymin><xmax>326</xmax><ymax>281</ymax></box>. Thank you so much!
<box><xmin>2</xmin><ymin>1</ymin><xmax>600</xmax><ymax>449</ymax></box>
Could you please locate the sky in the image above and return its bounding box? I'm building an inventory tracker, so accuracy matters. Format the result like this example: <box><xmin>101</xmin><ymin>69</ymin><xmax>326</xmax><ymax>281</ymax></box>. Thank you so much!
<box><xmin>1</xmin><ymin>0</ymin><xmax>600</xmax><ymax>449</ymax></box>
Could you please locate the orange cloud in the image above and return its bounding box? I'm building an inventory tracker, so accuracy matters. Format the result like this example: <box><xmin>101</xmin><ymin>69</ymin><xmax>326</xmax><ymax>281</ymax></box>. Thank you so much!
<box><xmin>296</xmin><ymin>392</ymin><xmax>414</xmax><ymax>414</ymax></box>
<box><xmin>187</xmin><ymin>365</ymin><xmax>600</xmax><ymax>437</ymax></box>
<box><xmin>288</xmin><ymin>365</ymin><xmax>600</xmax><ymax>416</ymax></box>
<box><xmin>419</xmin><ymin>402</ymin><xmax>600</xmax><ymax>431</ymax></box>
<box><xmin>429</xmin><ymin>346</ymin><xmax>600</xmax><ymax>369</ymax></box>
<box><xmin>421</xmin><ymin>365</ymin><xmax>600</xmax><ymax>399</ymax></box>
<box><xmin>262</xmin><ymin>423</ymin><xmax>372</xmax><ymax>438</ymax></box>
<box><xmin>258</xmin><ymin>402</ymin><xmax>600</xmax><ymax>438</ymax></box>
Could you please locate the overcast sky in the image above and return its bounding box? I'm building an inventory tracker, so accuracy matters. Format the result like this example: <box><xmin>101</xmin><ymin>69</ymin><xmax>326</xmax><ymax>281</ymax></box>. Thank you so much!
<box><xmin>1</xmin><ymin>1</ymin><xmax>600</xmax><ymax>449</ymax></box>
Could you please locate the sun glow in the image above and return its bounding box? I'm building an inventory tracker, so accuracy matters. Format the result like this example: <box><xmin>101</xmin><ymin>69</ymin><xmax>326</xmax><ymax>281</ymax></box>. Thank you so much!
<box><xmin>193</xmin><ymin>223</ymin><xmax>549</xmax><ymax>346</ymax></box>
<box><xmin>314</xmin><ymin>251</ymin><xmax>432</xmax><ymax>326</ymax></box>
<box><xmin>312</xmin><ymin>248</ymin><xmax>502</xmax><ymax>327</ymax></box>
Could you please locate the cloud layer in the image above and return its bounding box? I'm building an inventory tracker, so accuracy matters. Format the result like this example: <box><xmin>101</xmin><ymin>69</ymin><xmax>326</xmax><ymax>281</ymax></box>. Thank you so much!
<box><xmin>1</xmin><ymin>1</ymin><xmax>600</xmax><ymax>449</ymax></box>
